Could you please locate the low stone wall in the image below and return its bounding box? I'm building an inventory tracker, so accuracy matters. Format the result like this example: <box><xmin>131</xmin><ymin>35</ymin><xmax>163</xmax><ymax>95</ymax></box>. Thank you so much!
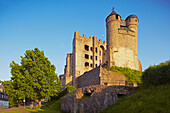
<box><xmin>77</xmin><ymin>67</ymin><xmax>100</xmax><ymax>88</ymax></box>
<box><xmin>100</xmin><ymin>67</ymin><xmax>127</xmax><ymax>86</ymax></box>
<box><xmin>60</xmin><ymin>85</ymin><xmax>131</xmax><ymax>113</ymax></box>
<box><xmin>77</xmin><ymin>66</ymin><xmax>127</xmax><ymax>88</ymax></box>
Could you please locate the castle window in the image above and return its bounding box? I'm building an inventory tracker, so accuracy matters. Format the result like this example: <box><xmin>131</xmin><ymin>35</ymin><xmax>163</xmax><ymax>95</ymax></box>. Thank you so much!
<box><xmin>85</xmin><ymin>62</ymin><xmax>89</xmax><ymax>67</ymax></box>
<box><xmin>90</xmin><ymin>64</ymin><xmax>93</xmax><ymax>67</ymax></box>
<box><xmin>91</xmin><ymin>56</ymin><xmax>93</xmax><ymax>60</ymax></box>
<box><xmin>96</xmin><ymin>56</ymin><xmax>97</xmax><ymax>60</ymax></box>
<box><xmin>84</xmin><ymin>45</ymin><xmax>89</xmax><ymax>51</ymax></box>
<box><xmin>135</xmin><ymin>19</ymin><xmax>137</xmax><ymax>22</ymax></box>
<box><xmin>104</xmin><ymin>82</ymin><xmax>108</xmax><ymax>86</ymax></box>
<box><xmin>90</xmin><ymin>47</ymin><xmax>93</xmax><ymax>52</ymax></box>
<box><xmin>116</xmin><ymin>15</ymin><xmax>118</xmax><ymax>19</ymax></box>
<box><xmin>96</xmin><ymin>64</ymin><xmax>97</xmax><ymax>67</ymax></box>
<box><xmin>85</xmin><ymin>54</ymin><xmax>89</xmax><ymax>59</ymax></box>
<box><xmin>96</xmin><ymin>48</ymin><xmax>97</xmax><ymax>53</ymax></box>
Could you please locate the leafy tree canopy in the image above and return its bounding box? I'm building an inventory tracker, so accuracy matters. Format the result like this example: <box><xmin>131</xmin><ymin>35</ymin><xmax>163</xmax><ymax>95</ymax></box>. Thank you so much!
<box><xmin>1</xmin><ymin>48</ymin><xmax>62</xmax><ymax>108</ymax></box>
<box><xmin>142</xmin><ymin>60</ymin><xmax>170</xmax><ymax>87</ymax></box>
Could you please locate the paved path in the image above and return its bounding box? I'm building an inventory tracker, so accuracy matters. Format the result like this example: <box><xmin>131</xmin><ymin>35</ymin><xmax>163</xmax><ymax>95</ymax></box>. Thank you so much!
<box><xmin>0</xmin><ymin>106</ymin><xmax>30</xmax><ymax>113</ymax></box>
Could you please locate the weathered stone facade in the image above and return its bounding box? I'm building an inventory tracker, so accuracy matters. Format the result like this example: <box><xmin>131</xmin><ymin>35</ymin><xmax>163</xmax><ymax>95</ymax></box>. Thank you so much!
<box><xmin>60</xmin><ymin>9</ymin><xmax>142</xmax><ymax>88</ymax></box>
<box><xmin>60</xmin><ymin>85</ymin><xmax>131</xmax><ymax>113</ymax></box>
<box><xmin>77</xmin><ymin>66</ymin><xmax>128</xmax><ymax>88</ymax></box>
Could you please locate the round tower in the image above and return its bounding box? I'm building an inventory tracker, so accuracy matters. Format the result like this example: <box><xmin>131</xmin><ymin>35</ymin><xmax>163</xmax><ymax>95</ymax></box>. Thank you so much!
<box><xmin>126</xmin><ymin>15</ymin><xmax>139</xmax><ymax>55</ymax></box>
<box><xmin>105</xmin><ymin>8</ymin><xmax>121</xmax><ymax>49</ymax></box>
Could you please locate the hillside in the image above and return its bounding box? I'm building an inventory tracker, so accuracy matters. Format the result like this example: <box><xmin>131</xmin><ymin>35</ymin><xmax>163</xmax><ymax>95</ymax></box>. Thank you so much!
<box><xmin>101</xmin><ymin>83</ymin><xmax>170</xmax><ymax>113</ymax></box>
<box><xmin>101</xmin><ymin>60</ymin><xmax>170</xmax><ymax>113</ymax></box>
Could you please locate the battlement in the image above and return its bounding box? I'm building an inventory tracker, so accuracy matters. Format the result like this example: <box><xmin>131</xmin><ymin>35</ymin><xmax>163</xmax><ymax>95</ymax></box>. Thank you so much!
<box><xmin>74</xmin><ymin>31</ymin><xmax>107</xmax><ymax>45</ymax></box>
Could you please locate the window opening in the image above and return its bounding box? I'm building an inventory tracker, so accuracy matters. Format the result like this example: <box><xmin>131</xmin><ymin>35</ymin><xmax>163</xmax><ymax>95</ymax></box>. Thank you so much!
<box><xmin>84</xmin><ymin>45</ymin><xmax>89</xmax><ymax>51</ymax></box>
<box><xmin>116</xmin><ymin>15</ymin><xmax>118</xmax><ymax>19</ymax></box>
<box><xmin>96</xmin><ymin>48</ymin><xmax>97</xmax><ymax>53</ymax></box>
<box><xmin>91</xmin><ymin>56</ymin><xmax>93</xmax><ymax>60</ymax></box>
<box><xmin>85</xmin><ymin>62</ymin><xmax>89</xmax><ymax>67</ymax></box>
<box><xmin>90</xmin><ymin>47</ymin><xmax>93</xmax><ymax>52</ymax></box>
<box><xmin>90</xmin><ymin>64</ymin><xmax>93</xmax><ymax>67</ymax></box>
<box><xmin>96</xmin><ymin>56</ymin><xmax>97</xmax><ymax>60</ymax></box>
<box><xmin>85</xmin><ymin>54</ymin><xmax>89</xmax><ymax>59</ymax></box>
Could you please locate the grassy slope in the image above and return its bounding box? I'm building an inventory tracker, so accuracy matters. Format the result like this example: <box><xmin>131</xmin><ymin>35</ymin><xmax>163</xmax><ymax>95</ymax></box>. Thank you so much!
<box><xmin>24</xmin><ymin>99</ymin><xmax>61</xmax><ymax>113</ymax></box>
<box><xmin>101</xmin><ymin>83</ymin><xmax>170</xmax><ymax>113</ymax></box>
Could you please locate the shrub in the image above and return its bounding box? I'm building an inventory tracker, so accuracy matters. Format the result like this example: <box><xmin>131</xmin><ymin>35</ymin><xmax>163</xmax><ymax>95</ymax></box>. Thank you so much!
<box><xmin>57</xmin><ymin>86</ymin><xmax>76</xmax><ymax>99</ymax></box>
<box><xmin>107</xmin><ymin>66</ymin><xmax>142</xmax><ymax>84</ymax></box>
<box><xmin>142</xmin><ymin>60</ymin><xmax>170</xmax><ymax>86</ymax></box>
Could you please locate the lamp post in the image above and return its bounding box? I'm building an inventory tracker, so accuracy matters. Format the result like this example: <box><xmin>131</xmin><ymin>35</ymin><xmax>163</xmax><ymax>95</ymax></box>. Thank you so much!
<box><xmin>23</xmin><ymin>98</ymin><xmax>25</xmax><ymax>108</ymax></box>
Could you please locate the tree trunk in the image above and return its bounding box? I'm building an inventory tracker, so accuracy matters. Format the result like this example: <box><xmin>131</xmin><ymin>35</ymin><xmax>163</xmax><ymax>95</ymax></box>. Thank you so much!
<box><xmin>38</xmin><ymin>100</ymin><xmax>41</xmax><ymax>108</ymax></box>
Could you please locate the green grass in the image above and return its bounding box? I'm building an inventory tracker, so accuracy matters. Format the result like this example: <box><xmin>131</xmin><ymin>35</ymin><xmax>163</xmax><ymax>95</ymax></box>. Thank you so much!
<box><xmin>1</xmin><ymin>111</ymin><xmax>22</xmax><ymax>113</ymax></box>
<box><xmin>24</xmin><ymin>99</ymin><xmax>61</xmax><ymax>113</ymax></box>
<box><xmin>101</xmin><ymin>83</ymin><xmax>170</xmax><ymax>113</ymax></box>
<box><xmin>81</xmin><ymin>95</ymin><xmax>91</xmax><ymax>99</ymax></box>
<box><xmin>107</xmin><ymin>66</ymin><xmax>142</xmax><ymax>84</ymax></box>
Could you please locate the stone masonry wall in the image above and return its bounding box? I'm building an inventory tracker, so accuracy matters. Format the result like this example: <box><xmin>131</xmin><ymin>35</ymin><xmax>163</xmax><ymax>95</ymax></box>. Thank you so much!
<box><xmin>100</xmin><ymin>67</ymin><xmax>127</xmax><ymax>86</ymax></box>
<box><xmin>77</xmin><ymin>66</ymin><xmax>127</xmax><ymax>88</ymax></box>
<box><xmin>60</xmin><ymin>85</ymin><xmax>131</xmax><ymax>113</ymax></box>
<box><xmin>77</xmin><ymin>66</ymin><xmax>100</xmax><ymax>88</ymax></box>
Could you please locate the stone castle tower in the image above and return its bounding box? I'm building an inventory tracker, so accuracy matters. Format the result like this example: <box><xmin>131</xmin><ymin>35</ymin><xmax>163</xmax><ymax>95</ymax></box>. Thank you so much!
<box><xmin>105</xmin><ymin>9</ymin><xmax>141</xmax><ymax>70</ymax></box>
<box><xmin>60</xmin><ymin>9</ymin><xmax>142</xmax><ymax>88</ymax></box>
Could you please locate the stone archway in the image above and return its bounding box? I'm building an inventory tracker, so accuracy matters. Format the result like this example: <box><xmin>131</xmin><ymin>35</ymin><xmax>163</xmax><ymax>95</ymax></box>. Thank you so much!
<box><xmin>99</xmin><ymin>45</ymin><xmax>105</xmax><ymax>65</ymax></box>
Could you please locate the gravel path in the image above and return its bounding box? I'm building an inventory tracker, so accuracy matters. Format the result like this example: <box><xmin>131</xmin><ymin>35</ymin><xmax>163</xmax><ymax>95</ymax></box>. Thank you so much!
<box><xmin>0</xmin><ymin>106</ymin><xmax>30</xmax><ymax>113</ymax></box>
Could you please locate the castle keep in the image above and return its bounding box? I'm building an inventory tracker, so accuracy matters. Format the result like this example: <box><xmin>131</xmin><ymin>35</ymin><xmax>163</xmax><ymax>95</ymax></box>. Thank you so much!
<box><xmin>60</xmin><ymin>9</ymin><xmax>142</xmax><ymax>88</ymax></box>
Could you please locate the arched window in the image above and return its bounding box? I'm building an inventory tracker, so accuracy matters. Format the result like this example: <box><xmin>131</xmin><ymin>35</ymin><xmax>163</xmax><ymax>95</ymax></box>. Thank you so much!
<box><xmin>85</xmin><ymin>62</ymin><xmax>89</xmax><ymax>67</ymax></box>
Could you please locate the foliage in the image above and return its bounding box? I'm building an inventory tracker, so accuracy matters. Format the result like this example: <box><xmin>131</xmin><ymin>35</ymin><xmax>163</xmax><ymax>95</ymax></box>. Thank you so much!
<box><xmin>107</xmin><ymin>66</ymin><xmax>142</xmax><ymax>84</ymax></box>
<box><xmin>1</xmin><ymin>48</ymin><xmax>62</xmax><ymax>108</ymax></box>
<box><xmin>142</xmin><ymin>60</ymin><xmax>170</xmax><ymax>86</ymax></box>
<box><xmin>101</xmin><ymin>83</ymin><xmax>170</xmax><ymax>113</ymax></box>
<box><xmin>24</xmin><ymin>99</ymin><xmax>61</xmax><ymax>113</ymax></box>
<box><xmin>57</xmin><ymin>86</ymin><xmax>76</xmax><ymax>99</ymax></box>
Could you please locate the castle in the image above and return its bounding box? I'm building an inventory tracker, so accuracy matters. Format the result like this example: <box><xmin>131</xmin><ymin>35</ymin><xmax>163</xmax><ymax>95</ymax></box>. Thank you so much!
<box><xmin>60</xmin><ymin>9</ymin><xmax>142</xmax><ymax>88</ymax></box>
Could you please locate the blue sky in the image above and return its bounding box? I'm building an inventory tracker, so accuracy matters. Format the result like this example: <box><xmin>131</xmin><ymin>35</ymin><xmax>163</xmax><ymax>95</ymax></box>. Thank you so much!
<box><xmin>0</xmin><ymin>0</ymin><xmax>170</xmax><ymax>80</ymax></box>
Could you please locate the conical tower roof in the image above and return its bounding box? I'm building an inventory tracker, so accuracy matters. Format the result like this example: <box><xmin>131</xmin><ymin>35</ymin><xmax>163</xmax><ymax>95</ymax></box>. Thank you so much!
<box><xmin>110</xmin><ymin>8</ymin><xmax>117</xmax><ymax>15</ymax></box>
<box><xmin>106</xmin><ymin>8</ymin><xmax>121</xmax><ymax>21</ymax></box>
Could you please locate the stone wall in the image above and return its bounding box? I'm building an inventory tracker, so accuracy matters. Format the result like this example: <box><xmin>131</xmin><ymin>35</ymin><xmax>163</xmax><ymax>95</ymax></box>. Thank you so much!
<box><xmin>72</xmin><ymin>31</ymin><xmax>107</xmax><ymax>87</ymax></box>
<box><xmin>77</xmin><ymin>66</ymin><xmax>100</xmax><ymax>88</ymax></box>
<box><xmin>60</xmin><ymin>85</ymin><xmax>131</xmax><ymax>113</ymax></box>
<box><xmin>77</xmin><ymin>66</ymin><xmax>127</xmax><ymax>88</ymax></box>
<box><xmin>100</xmin><ymin>67</ymin><xmax>127</xmax><ymax>86</ymax></box>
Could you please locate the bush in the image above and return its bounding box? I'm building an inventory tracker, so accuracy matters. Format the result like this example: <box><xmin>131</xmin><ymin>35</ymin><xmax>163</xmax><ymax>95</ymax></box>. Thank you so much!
<box><xmin>107</xmin><ymin>66</ymin><xmax>142</xmax><ymax>84</ymax></box>
<box><xmin>142</xmin><ymin>60</ymin><xmax>170</xmax><ymax>86</ymax></box>
<box><xmin>57</xmin><ymin>86</ymin><xmax>76</xmax><ymax>99</ymax></box>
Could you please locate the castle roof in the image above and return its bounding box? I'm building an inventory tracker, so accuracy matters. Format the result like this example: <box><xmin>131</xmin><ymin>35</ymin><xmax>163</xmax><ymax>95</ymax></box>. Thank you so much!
<box><xmin>106</xmin><ymin>8</ymin><xmax>121</xmax><ymax>20</ymax></box>
<box><xmin>126</xmin><ymin>14</ymin><xmax>138</xmax><ymax>20</ymax></box>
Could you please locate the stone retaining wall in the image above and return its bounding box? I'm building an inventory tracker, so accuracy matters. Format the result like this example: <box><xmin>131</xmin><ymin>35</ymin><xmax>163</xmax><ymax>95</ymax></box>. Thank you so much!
<box><xmin>77</xmin><ymin>66</ymin><xmax>127</xmax><ymax>88</ymax></box>
<box><xmin>60</xmin><ymin>85</ymin><xmax>131</xmax><ymax>113</ymax></box>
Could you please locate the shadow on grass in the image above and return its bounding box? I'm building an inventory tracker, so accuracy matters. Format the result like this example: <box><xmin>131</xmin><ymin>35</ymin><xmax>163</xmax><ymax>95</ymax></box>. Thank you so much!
<box><xmin>24</xmin><ymin>99</ymin><xmax>61</xmax><ymax>113</ymax></box>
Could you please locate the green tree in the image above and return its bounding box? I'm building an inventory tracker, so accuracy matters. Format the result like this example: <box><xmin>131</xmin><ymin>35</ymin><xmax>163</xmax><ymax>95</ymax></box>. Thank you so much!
<box><xmin>2</xmin><ymin>48</ymin><xmax>62</xmax><ymax>108</ymax></box>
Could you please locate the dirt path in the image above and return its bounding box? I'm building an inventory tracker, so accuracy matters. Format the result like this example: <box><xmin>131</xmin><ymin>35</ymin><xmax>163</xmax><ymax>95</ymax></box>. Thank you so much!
<box><xmin>0</xmin><ymin>106</ymin><xmax>30</xmax><ymax>113</ymax></box>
